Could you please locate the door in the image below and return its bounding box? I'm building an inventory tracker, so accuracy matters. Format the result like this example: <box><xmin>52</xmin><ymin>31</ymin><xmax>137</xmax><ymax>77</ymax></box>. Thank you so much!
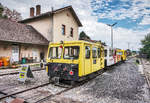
<box><xmin>84</xmin><ymin>46</ymin><xmax>91</xmax><ymax>75</ymax></box>
<box><xmin>97</xmin><ymin>47</ymin><xmax>101</xmax><ymax>70</ymax></box>
<box><xmin>12</xmin><ymin>45</ymin><xmax>19</xmax><ymax>62</ymax></box>
<box><xmin>32</xmin><ymin>48</ymin><xmax>38</xmax><ymax>62</ymax></box>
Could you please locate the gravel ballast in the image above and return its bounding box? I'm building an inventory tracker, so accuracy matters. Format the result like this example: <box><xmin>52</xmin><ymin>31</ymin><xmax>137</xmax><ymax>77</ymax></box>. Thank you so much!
<box><xmin>0</xmin><ymin>58</ymin><xmax>149</xmax><ymax>103</ymax></box>
<box><xmin>54</xmin><ymin>58</ymin><xmax>150</xmax><ymax>103</ymax></box>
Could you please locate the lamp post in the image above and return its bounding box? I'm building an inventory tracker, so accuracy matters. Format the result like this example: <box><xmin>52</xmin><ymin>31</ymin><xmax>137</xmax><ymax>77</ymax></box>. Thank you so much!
<box><xmin>106</xmin><ymin>22</ymin><xmax>117</xmax><ymax>48</ymax></box>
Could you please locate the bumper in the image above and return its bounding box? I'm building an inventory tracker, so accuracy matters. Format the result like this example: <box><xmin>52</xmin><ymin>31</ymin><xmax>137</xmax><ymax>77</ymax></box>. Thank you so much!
<box><xmin>46</xmin><ymin>63</ymin><xmax>79</xmax><ymax>81</ymax></box>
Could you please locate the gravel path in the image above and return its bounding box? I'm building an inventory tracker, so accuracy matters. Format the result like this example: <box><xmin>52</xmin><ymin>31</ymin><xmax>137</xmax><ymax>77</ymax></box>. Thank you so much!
<box><xmin>50</xmin><ymin>58</ymin><xmax>150</xmax><ymax>103</ymax></box>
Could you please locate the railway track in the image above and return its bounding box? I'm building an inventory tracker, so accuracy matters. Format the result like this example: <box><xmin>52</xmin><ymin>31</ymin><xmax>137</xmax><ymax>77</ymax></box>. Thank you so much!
<box><xmin>0</xmin><ymin>82</ymin><xmax>50</xmax><ymax>100</ymax></box>
<box><xmin>140</xmin><ymin>58</ymin><xmax>150</xmax><ymax>90</ymax></box>
<box><xmin>35</xmin><ymin>61</ymin><xmax>130</xmax><ymax>103</ymax></box>
<box><xmin>0</xmin><ymin>68</ymin><xmax>44</xmax><ymax>76</ymax></box>
<box><xmin>0</xmin><ymin>68</ymin><xmax>105</xmax><ymax>103</ymax></box>
<box><xmin>34</xmin><ymin>69</ymin><xmax>105</xmax><ymax>103</ymax></box>
<box><xmin>0</xmin><ymin>60</ymin><xmax>127</xmax><ymax>102</ymax></box>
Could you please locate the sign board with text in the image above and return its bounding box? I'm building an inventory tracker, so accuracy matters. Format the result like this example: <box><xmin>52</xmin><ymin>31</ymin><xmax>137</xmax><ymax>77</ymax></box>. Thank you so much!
<box><xmin>18</xmin><ymin>65</ymin><xmax>29</xmax><ymax>82</ymax></box>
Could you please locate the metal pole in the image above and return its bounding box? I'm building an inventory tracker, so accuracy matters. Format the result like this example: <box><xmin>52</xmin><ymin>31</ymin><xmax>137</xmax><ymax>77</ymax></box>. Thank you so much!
<box><xmin>128</xmin><ymin>42</ymin><xmax>130</xmax><ymax>50</ymax></box>
<box><xmin>106</xmin><ymin>22</ymin><xmax>117</xmax><ymax>48</ymax></box>
<box><xmin>111</xmin><ymin>27</ymin><xmax>113</xmax><ymax>48</ymax></box>
<box><xmin>51</xmin><ymin>7</ymin><xmax>54</xmax><ymax>42</ymax></box>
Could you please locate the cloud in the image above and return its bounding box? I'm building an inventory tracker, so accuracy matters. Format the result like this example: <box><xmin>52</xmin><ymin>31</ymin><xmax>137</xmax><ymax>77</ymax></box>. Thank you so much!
<box><xmin>0</xmin><ymin>0</ymin><xmax>149</xmax><ymax>50</ymax></box>
<box><xmin>139</xmin><ymin>15</ymin><xmax>150</xmax><ymax>25</ymax></box>
<box><xmin>113</xmin><ymin>27</ymin><xmax>150</xmax><ymax>50</ymax></box>
<box><xmin>91</xmin><ymin>0</ymin><xmax>150</xmax><ymax>24</ymax></box>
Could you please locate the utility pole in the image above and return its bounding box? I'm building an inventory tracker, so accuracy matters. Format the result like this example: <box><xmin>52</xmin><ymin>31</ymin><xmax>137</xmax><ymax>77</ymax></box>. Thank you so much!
<box><xmin>132</xmin><ymin>46</ymin><xmax>133</xmax><ymax>51</ymax></box>
<box><xmin>128</xmin><ymin>42</ymin><xmax>130</xmax><ymax>50</ymax></box>
<box><xmin>51</xmin><ymin>7</ymin><xmax>54</xmax><ymax>42</ymax></box>
<box><xmin>106</xmin><ymin>22</ymin><xmax>117</xmax><ymax>48</ymax></box>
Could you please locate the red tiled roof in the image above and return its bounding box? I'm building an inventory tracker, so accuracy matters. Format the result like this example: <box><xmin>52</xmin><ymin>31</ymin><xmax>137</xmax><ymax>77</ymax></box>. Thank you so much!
<box><xmin>0</xmin><ymin>18</ymin><xmax>49</xmax><ymax>45</ymax></box>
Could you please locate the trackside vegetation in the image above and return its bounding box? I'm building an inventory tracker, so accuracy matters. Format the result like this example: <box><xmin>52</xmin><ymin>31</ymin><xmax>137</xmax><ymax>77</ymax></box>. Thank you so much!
<box><xmin>140</xmin><ymin>33</ymin><xmax>150</xmax><ymax>58</ymax></box>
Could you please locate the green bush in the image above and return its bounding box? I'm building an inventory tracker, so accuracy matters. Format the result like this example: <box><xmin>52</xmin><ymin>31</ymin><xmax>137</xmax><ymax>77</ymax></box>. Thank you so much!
<box><xmin>140</xmin><ymin>33</ymin><xmax>150</xmax><ymax>58</ymax></box>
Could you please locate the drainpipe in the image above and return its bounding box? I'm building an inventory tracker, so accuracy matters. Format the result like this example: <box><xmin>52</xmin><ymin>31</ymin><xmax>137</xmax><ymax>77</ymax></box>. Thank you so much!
<box><xmin>51</xmin><ymin>7</ymin><xmax>54</xmax><ymax>42</ymax></box>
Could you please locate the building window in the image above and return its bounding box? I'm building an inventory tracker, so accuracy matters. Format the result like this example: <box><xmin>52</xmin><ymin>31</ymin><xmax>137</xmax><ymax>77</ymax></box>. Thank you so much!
<box><xmin>70</xmin><ymin>28</ymin><xmax>73</xmax><ymax>37</ymax></box>
<box><xmin>62</xmin><ymin>25</ymin><xmax>66</xmax><ymax>35</ymax></box>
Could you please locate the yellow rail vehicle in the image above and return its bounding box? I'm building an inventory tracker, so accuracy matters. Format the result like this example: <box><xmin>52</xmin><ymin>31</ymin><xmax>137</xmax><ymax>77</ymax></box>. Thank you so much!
<box><xmin>116</xmin><ymin>49</ymin><xmax>127</xmax><ymax>61</ymax></box>
<box><xmin>46</xmin><ymin>41</ymin><xmax>104</xmax><ymax>82</ymax></box>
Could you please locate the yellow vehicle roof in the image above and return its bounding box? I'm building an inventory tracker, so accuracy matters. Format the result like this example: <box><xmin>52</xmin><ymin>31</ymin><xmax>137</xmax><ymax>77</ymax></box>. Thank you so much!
<box><xmin>49</xmin><ymin>40</ymin><xmax>102</xmax><ymax>46</ymax></box>
<box><xmin>117</xmin><ymin>49</ymin><xmax>126</xmax><ymax>52</ymax></box>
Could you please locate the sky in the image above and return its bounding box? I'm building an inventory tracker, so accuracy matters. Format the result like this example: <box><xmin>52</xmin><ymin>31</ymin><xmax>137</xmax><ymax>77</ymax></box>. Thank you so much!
<box><xmin>0</xmin><ymin>0</ymin><xmax>150</xmax><ymax>51</ymax></box>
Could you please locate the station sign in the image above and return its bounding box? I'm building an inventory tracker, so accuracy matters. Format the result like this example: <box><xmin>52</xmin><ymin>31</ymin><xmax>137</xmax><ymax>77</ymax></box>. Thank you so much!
<box><xmin>18</xmin><ymin>65</ymin><xmax>34</xmax><ymax>82</ymax></box>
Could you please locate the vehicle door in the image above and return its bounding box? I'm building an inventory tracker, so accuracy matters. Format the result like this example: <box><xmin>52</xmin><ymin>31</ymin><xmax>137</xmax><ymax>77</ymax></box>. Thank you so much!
<box><xmin>92</xmin><ymin>47</ymin><xmax>99</xmax><ymax>72</ymax></box>
<box><xmin>84</xmin><ymin>45</ymin><xmax>91</xmax><ymax>75</ymax></box>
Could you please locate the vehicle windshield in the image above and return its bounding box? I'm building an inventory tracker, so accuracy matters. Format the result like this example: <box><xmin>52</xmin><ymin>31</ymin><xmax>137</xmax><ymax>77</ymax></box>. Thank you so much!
<box><xmin>64</xmin><ymin>46</ymin><xmax>79</xmax><ymax>59</ymax></box>
<box><xmin>49</xmin><ymin>47</ymin><xmax>62</xmax><ymax>59</ymax></box>
<box><xmin>117</xmin><ymin>52</ymin><xmax>123</xmax><ymax>55</ymax></box>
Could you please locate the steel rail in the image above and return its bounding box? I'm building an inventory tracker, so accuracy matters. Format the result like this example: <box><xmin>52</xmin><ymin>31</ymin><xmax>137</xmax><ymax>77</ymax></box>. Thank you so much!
<box><xmin>0</xmin><ymin>82</ymin><xmax>50</xmax><ymax>100</ymax></box>
<box><xmin>0</xmin><ymin>69</ymin><xmax>44</xmax><ymax>76</ymax></box>
<box><xmin>0</xmin><ymin>91</ymin><xmax>16</xmax><ymax>98</ymax></box>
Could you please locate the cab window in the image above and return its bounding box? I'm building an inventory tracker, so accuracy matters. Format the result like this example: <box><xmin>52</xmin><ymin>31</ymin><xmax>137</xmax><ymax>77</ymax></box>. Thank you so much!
<box><xmin>64</xmin><ymin>46</ymin><xmax>79</xmax><ymax>59</ymax></box>
<box><xmin>85</xmin><ymin>46</ymin><xmax>90</xmax><ymax>59</ymax></box>
<box><xmin>98</xmin><ymin>48</ymin><xmax>101</xmax><ymax>58</ymax></box>
<box><xmin>114</xmin><ymin>50</ymin><xmax>116</xmax><ymax>56</ymax></box>
<box><xmin>117</xmin><ymin>52</ymin><xmax>123</xmax><ymax>55</ymax></box>
<box><xmin>92</xmin><ymin>47</ymin><xmax>97</xmax><ymax>58</ymax></box>
<box><xmin>109</xmin><ymin>49</ymin><xmax>113</xmax><ymax>56</ymax></box>
<box><xmin>49</xmin><ymin>47</ymin><xmax>62</xmax><ymax>59</ymax></box>
<box><xmin>104</xmin><ymin>50</ymin><xmax>107</xmax><ymax>57</ymax></box>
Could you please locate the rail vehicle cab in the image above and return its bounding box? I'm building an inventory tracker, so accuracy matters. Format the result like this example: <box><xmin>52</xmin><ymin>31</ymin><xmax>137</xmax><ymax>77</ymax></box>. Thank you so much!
<box><xmin>121</xmin><ymin>50</ymin><xmax>127</xmax><ymax>61</ymax></box>
<box><xmin>116</xmin><ymin>49</ymin><xmax>122</xmax><ymax>62</ymax></box>
<box><xmin>116</xmin><ymin>49</ymin><xmax>127</xmax><ymax>61</ymax></box>
<box><xmin>46</xmin><ymin>41</ymin><xmax>105</xmax><ymax>82</ymax></box>
<box><xmin>104</xmin><ymin>46</ymin><xmax>117</xmax><ymax>66</ymax></box>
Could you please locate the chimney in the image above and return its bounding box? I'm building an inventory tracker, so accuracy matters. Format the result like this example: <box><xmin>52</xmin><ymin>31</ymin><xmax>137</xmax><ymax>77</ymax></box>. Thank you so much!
<box><xmin>36</xmin><ymin>5</ymin><xmax>41</xmax><ymax>16</ymax></box>
<box><xmin>30</xmin><ymin>7</ymin><xmax>34</xmax><ymax>17</ymax></box>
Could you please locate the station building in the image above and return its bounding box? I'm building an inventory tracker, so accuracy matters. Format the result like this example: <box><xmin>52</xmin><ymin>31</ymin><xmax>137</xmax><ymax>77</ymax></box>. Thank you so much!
<box><xmin>0</xmin><ymin>5</ymin><xmax>82</xmax><ymax>65</ymax></box>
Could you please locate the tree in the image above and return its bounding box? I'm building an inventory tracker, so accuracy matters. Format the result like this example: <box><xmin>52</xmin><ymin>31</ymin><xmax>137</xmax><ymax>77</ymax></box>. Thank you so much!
<box><xmin>0</xmin><ymin>3</ymin><xmax>22</xmax><ymax>21</ymax></box>
<box><xmin>140</xmin><ymin>33</ymin><xmax>150</xmax><ymax>58</ymax></box>
<box><xmin>126</xmin><ymin>49</ymin><xmax>132</xmax><ymax>56</ymax></box>
<box><xmin>0</xmin><ymin>3</ymin><xmax>3</xmax><ymax>17</ymax></box>
<box><xmin>79</xmin><ymin>31</ymin><xmax>91</xmax><ymax>40</ymax></box>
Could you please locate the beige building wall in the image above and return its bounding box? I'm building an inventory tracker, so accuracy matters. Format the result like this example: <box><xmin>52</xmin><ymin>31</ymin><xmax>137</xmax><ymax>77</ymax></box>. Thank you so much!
<box><xmin>53</xmin><ymin>10</ymin><xmax>79</xmax><ymax>42</ymax></box>
<box><xmin>0</xmin><ymin>43</ymin><xmax>12</xmax><ymax>58</ymax></box>
<box><xmin>0</xmin><ymin>42</ymin><xmax>48</xmax><ymax>63</ymax></box>
<box><xmin>20</xmin><ymin>44</ymin><xmax>48</xmax><ymax>62</ymax></box>
<box><xmin>25</xmin><ymin>10</ymin><xmax>79</xmax><ymax>43</ymax></box>
<box><xmin>26</xmin><ymin>17</ymin><xmax>53</xmax><ymax>41</ymax></box>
